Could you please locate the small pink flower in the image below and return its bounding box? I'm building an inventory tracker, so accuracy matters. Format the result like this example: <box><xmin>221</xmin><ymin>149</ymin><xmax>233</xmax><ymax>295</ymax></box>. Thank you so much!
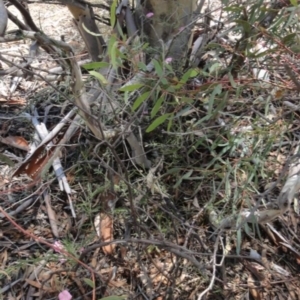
<box><xmin>53</xmin><ymin>241</ymin><xmax>67</xmax><ymax>263</ymax></box>
<box><xmin>165</xmin><ymin>57</ymin><xmax>173</xmax><ymax>64</ymax></box>
<box><xmin>58</xmin><ymin>290</ymin><xmax>72</xmax><ymax>300</ymax></box>
<box><xmin>53</xmin><ymin>241</ymin><xmax>64</xmax><ymax>253</ymax></box>
<box><xmin>146</xmin><ymin>12</ymin><xmax>154</xmax><ymax>18</ymax></box>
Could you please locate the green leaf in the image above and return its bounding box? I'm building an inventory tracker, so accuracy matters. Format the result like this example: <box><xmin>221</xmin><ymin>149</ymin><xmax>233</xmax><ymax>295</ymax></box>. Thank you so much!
<box><xmin>236</xmin><ymin>228</ymin><xmax>242</xmax><ymax>255</ymax></box>
<box><xmin>161</xmin><ymin>77</ymin><xmax>168</xmax><ymax>85</ymax></box>
<box><xmin>165</xmin><ymin>62</ymin><xmax>174</xmax><ymax>73</ymax></box>
<box><xmin>190</xmin><ymin>68</ymin><xmax>200</xmax><ymax>77</ymax></box>
<box><xmin>146</xmin><ymin>113</ymin><xmax>170</xmax><ymax>133</ymax></box>
<box><xmin>290</xmin><ymin>0</ymin><xmax>297</xmax><ymax>6</ymax></box>
<box><xmin>99</xmin><ymin>296</ymin><xmax>127</xmax><ymax>300</ymax></box>
<box><xmin>89</xmin><ymin>70</ymin><xmax>108</xmax><ymax>85</ymax></box>
<box><xmin>119</xmin><ymin>84</ymin><xmax>144</xmax><ymax>92</ymax></box>
<box><xmin>81</xmin><ymin>23</ymin><xmax>103</xmax><ymax>36</ymax></box>
<box><xmin>138</xmin><ymin>62</ymin><xmax>147</xmax><ymax>71</ymax></box>
<box><xmin>167</xmin><ymin>86</ymin><xmax>176</xmax><ymax>93</ymax></box>
<box><xmin>174</xmin><ymin>170</ymin><xmax>194</xmax><ymax>188</ymax></box>
<box><xmin>83</xmin><ymin>278</ymin><xmax>95</xmax><ymax>288</ymax></box>
<box><xmin>82</xmin><ymin>62</ymin><xmax>110</xmax><ymax>70</ymax></box>
<box><xmin>116</xmin><ymin>21</ymin><xmax>125</xmax><ymax>40</ymax></box>
<box><xmin>110</xmin><ymin>0</ymin><xmax>118</xmax><ymax>27</ymax></box>
<box><xmin>235</xmin><ymin>19</ymin><xmax>252</xmax><ymax>33</ymax></box>
<box><xmin>132</xmin><ymin>91</ymin><xmax>150</xmax><ymax>110</ymax></box>
<box><xmin>107</xmin><ymin>35</ymin><xmax>121</xmax><ymax>69</ymax></box>
<box><xmin>110</xmin><ymin>40</ymin><xmax>118</xmax><ymax>69</ymax></box>
<box><xmin>182</xmin><ymin>169</ymin><xmax>193</xmax><ymax>179</ymax></box>
<box><xmin>228</xmin><ymin>73</ymin><xmax>237</xmax><ymax>88</ymax></box>
<box><xmin>151</xmin><ymin>94</ymin><xmax>165</xmax><ymax>118</ymax></box>
<box><xmin>281</xmin><ymin>33</ymin><xmax>296</xmax><ymax>45</ymax></box>
<box><xmin>180</xmin><ymin>68</ymin><xmax>197</xmax><ymax>84</ymax></box>
<box><xmin>208</xmin><ymin>84</ymin><xmax>222</xmax><ymax>114</ymax></box>
<box><xmin>0</xmin><ymin>153</ymin><xmax>15</xmax><ymax>166</ymax></box>
<box><xmin>167</xmin><ymin>116</ymin><xmax>173</xmax><ymax>131</ymax></box>
<box><xmin>153</xmin><ymin>59</ymin><xmax>163</xmax><ymax>77</ymax></box>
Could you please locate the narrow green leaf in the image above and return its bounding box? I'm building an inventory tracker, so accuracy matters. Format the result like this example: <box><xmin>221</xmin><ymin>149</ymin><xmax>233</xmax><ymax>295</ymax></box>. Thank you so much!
<box><xmin>110</xmin><ymin>41</ymin><xmax>118</xmax><ymax>69</ymax></box>
<box><xmin>182</xmin><ymin>169</ymin><xmax>193</xmax><ymax>179</ymax></box>
<box><xmin>83</xmin><ymin>278</ymin><xmax>95</xmax><ymax>288</ymax></box>
<box><xmin>108</xmin><ymin>35</ymin><xmax>117</xmax><ymax>54</ymax></box>
<box><xmin>119</xmin><ymin>84</ymin><xmax>144</xmax><ymax>92</ymax></box>
<box><xmin>180</xmin><ymin>68</ymin><xmax>198</xmax><ymax>84</ymax></box>
<box><xmin>228</xmin><ymin>73</ymin><xmax>237</xmax><ymax>88</ymax></box>
<box><xmin>290</xmin><ymin>0</ymin><xmax>297</xmax><ymax>6</ymax></box>
<box><xmin>208</xmin><ymin>84</ymin><xmax>222</xmax><ymax>114</ymax></box>
<box><xmin>174</xmin><ymin>177</ymin><xmax>183</xmax><ymax>188</ymax></box>
<box><xmin>165</xmin><ymin>63</ymin><xmax>174</xmax><ymax>73</ymax></box>
<box><xmin>161</xmin><ymin>77</ymin><xmax>168</xmax><ymax>85</ymax></box>
<box><xmin>190</xmin><ymin>68</ymin><xmax>200</xmax><ymax>77</ymax></box>
<box><xmin>235</xmin><ymin>19</ymin><xmax>252</xmax><ymax>33</ymax></box>
<box><xmin>236</xmin><ymin>228</ymin><xmax>241</xmax><ymax>255</ymax></box>
<box><xmin>153</xmin><ymin>59</ymin><xmax>163</xmax><ymax>77</ymax></box>
<box><xmin>138</xmin><ymin>62</ymin><xmax>147</xmax><ymax>71</ymax></box>
<box><xmin>89</xmin><ymin>70</ymin><xmax>108</xmax><ymax>85</ymax></box>
<box><xmin>167</xmin><ymin>116</ymin><xmax>173</xmax><ymax>131</ymax></box>
<box><xmin>151</xmin><ymin>94</ymin><xmax>165</xmax><ymax>118</ymax></box>
<box><xmin>81</xmin><ymin>23</ymin><xmax>103</xmax><ymax>36</ymax></box>
<box><xmin>282</xmin><ymin>33</ymin><xmax>296</xmax><ymax>44</ymax></box>
<box><xmin>132</xmin><ymin>91</ymin><xmax>150</xmax><ymax>111</ymax></box>
<box><xmin>99</xmin><ymin>296</ymin><xmax>127</xmax><ymax>300</ymax></box>
<box><xmin>110</xmin><ymin>0</ymin><xmax>118</xmax><ymax>27</ymax></box>
<box><xmin>146</xmin><ymin>113</ymin><xmax>170</xmax><ymax>133</ymax></box>
<box><xmin>166</xmin><ymin>167</ymin><xmax>182</xmax><ymax>174</ymax></box>
<box><xmin>167</xmin><ymin>86</ymin><xmax>176</xmax><ymax>93</ymax></box>
<box><xmin>116</xmin><ymin>21</ymin><xmax>125</xmax><ymax>40</ymax></box>
<box><xmin>82</xmin><ymin>62</ymin><xmax>110</xmax><ymax>70</ymax></box>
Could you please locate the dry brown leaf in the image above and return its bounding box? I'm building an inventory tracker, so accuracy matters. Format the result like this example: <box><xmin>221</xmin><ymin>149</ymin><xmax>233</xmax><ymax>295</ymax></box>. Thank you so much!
<box><xmin>44</xmin><ymin>192</ymin><xmax>59</xmax><ymax>238</ymax></box>
<box><xmin>109</xmin><ymin>279</ymin><xmax>127</xmax><ymax>287</ymax></box>
<box><xmin>13</xmin><ymin>128</ymin><xmax>64</xmax><ymax>179</ymax></box>
<box><xmin>25</xmin><ymin>279</ymin><xmax>53</xmax><ymax>291</ymax></box>
<box><xmin>94</xmin><ymin>213</ymin><xmax>115</xmax><ymax>255</ymax></box>
<box><xmin>0</xmin><ymin>96</ymin><xmax>26</xmax><ymax>105</ymax></box>
<box><xmin>247</xmin><ymin>273</ymin><xmax>262</xmax><ymax>300</ymax></box>
<box><xmin>101</xmin><ymin>213</ymin><xmax>115</xmax><ymax>255</ymax></box>
<box><xmin>0</xmin><ymin>248</ymin><xmax>8</xmax><ymax>268</ymax></box>
<box><xmin>0</xmin><ymin>136</ymin><xmax>29</xmax><ymax>151</ymax></box>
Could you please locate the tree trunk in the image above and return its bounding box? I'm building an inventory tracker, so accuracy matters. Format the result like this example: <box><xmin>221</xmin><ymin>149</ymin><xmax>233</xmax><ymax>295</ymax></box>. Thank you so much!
<box><xmin>135</xmin><ymin>0</ymin><xmax>197</xmax><ymax>60</ymax></box>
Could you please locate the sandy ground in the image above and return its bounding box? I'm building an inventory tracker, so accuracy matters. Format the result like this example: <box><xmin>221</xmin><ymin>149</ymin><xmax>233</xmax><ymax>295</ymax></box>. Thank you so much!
<box><xmin>6</xmin><ymin>3</ymin><xmax>86</xmax><ymax>52</ymax></box>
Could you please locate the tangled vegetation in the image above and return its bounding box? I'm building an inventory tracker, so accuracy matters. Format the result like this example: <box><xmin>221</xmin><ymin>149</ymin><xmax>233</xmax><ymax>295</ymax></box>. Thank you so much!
<box><xmin>1</xmin><ymin>0</ymin><xmax>300</xmax><ymax>299</ymax></box>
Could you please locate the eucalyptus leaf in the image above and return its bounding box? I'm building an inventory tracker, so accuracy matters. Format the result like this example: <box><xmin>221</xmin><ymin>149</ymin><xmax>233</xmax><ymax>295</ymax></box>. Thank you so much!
<box><xmin>153</xmin><ymin>59</ymin><xmax>163</xmax><ymax>77</ymax></box>
<box><xmin>99</xmin><ymin>296</ymin><xmax>127</xmax><ymax>300</ymax></box>
<box><xmin>83</xmin><ymin>278</ymin><xmax>95</xmax><ymax>288</ymax></box>
<box><xmin>132</xmin><ymin>91</ymin><xmax>150</xmax><ymax>111</ymax></box>
<box><xmin>151</xmin><ymin>94</ymin><xmax>165</xmax><ymax>118</ymax></box>
<box><xmin>82</xmin><ymin>62</ymin><xmax>109</xmax><ymax>70</ymax></box>
<box><xmin>146</xmin><ymin>113</ymin><xmax>170</xmax><ymax>132</ymax></box>
<box><xmin>110</xmin><ymin>0</ymin><xmax>117</xmax><ymax>27</ymax></box>
<box><xmin>89</xmin><ymin>71</ymin><xmax>108</xmax><ymax>85</ymax></box>
<box><xmin>119</xmin><ymin>84</ymin><xmax>144</xmax><ymax>92</ymax></box>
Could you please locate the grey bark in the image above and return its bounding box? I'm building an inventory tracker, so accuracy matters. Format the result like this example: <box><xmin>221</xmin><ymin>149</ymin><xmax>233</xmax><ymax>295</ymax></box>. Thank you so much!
<box><xmin>134</xmin><ymin>0</ymin><xmax>197</xmax><ymax>60</ymax></box>
<box><xmin>0</xmin><ymin>0</ymin><xmax>8</xmax><ymax>36</ymax></box>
